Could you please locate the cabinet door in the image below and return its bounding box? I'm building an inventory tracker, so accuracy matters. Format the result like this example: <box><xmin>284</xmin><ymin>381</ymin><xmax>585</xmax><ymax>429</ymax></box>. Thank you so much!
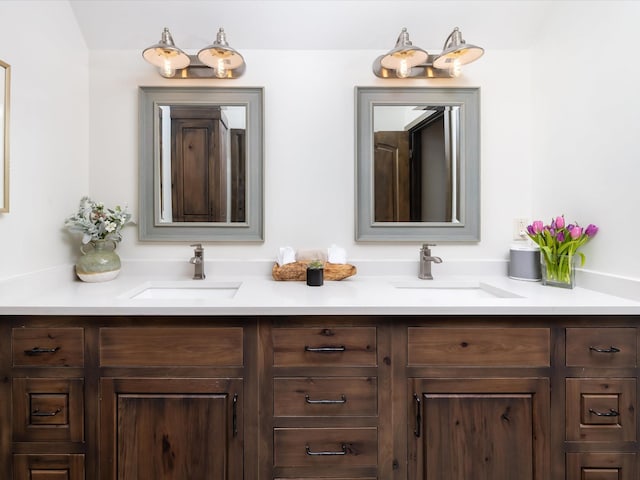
<box><xmin>13</xmin><ymin>454</ymin><xmax>84</xmax><ymax>480</ymax></box>
<box><xmin>409</xmin><ymin>378</ymin><xmax>549</xmax><ymax>480</ymax></box>
<box><xmin>100</xmin><ymin>377</ymin><xmax>242</xmax><ymax>480</ymax></box>
<box><xmin>567</xmin><ymin>452</ymin><xmax>637</xmax><ymax>480</ymax></box>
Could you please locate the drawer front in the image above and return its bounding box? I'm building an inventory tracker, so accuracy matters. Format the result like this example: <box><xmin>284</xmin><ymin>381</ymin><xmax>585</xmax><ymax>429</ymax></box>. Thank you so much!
<box><xmin>407</xmin><ymin>327</ymin><xmax>550</xmax><ymax>366</ymax></box>
<box><xmin>13</xmin><ymin>454</ymin><xmax>85</xmax><ymax>480</ymax></box>
<box><xmin>274</xmin><ymin>427</ymin><xmax>377</xmax><ymax>468</ymax></box>
<box><xmin>13</xmin><ymin>378</ymin><xmax>84</xmax><ymax>442</ymax></box>
<box><xmin>567</xmin><ymin>452</ymin><xmax>637</xmax><ymax>480</ymax></box>
<box><xmin>12</xmin><ymin>328</ymin><xmax>84</xmax><ymax>367</ymax></box>
<box><xmin>274</xmin><ymin>377</ymin><xmax>377</xmax><ymax>417</ymax></box>
<box><xmin>100</xmin><ymin>327</ymin><xmax>243</xmax><ymax>366</ymax></box>
<box><xmin>566</xmin><ymin>328</ymin><xmax>637</xmax><ymax>367</ymax></box>
<box><xmin>566</xmin><ymin>378</ymin><xmax>637</xmax><ymax>442</ymax></box>
<box><xmin>273</xmin><ymin>327</ymin><xmax>377</xmax><ymax>367</ymax></box>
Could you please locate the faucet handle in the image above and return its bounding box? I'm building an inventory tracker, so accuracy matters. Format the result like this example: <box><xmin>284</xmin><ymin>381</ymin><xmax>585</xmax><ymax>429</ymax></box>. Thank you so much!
<box><xmin>421</xmin><ymin>243</ymin><xmax>436</xmax><ymax>252</ymax></box>
<box><xmin>190</xmin><ymin>243</ymin><xmax>204</xmax><ymax>255</ymax></box>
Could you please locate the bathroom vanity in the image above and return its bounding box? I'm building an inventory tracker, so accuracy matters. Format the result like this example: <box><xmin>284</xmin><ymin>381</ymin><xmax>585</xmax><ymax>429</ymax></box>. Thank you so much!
<box><xmin>1</xmin><ymin>310</ymin><xmax>638</xmax><ymax>479</ymax></box>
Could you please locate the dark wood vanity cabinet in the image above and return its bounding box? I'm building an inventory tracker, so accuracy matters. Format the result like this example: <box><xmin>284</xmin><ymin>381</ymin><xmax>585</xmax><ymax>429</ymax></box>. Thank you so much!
<box><xmin>1</xmin><ymin>317</ymin><xmax>258</xmax><ymax>480</ymax></box>
<box><xmin>1</xmin><ymin>315</ymin><xmax>638</xmax><ymax>480</ymax></box>
<box><xmin>405</xmin><ymin>327</ymin><xmax>551</xmax><ymax>480</ymax></box>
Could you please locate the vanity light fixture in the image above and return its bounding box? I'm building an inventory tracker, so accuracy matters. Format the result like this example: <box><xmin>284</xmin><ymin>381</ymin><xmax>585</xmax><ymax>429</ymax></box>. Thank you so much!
<box><xmin>373</xmin><ymin>27</ymin><xmax>484</xmax><ymax>79</ymax></box>
<box><xmin>197</xmin><ymin>28</ymin><xmax>246</xmax><ymax>79</ymax></box>
<box><xmin>142</xmin><ymin>27</ymin><xmax>246</xmax><ymax>79</ymax></box>
<box><xmin>142</xmin><ymin>27</ymin><xmax>191</xmax><ymax>78</ymax></box>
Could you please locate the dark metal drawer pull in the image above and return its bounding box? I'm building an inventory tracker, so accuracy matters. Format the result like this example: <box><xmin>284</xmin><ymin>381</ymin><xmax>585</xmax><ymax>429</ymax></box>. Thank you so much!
<box><xmin>589</xmin><ymin>345</ymin><xmax>621</xmax><ymax>353</ymax></box>
<box><xmin>24</xmin><ymin>347</ymin><xmax>60</xmax><ymax>356</ymax></box>
<box><xmin>32</xmin><ymin>408</ymin><xmax>62</xmax><ymax>417</ymax></box>
<box><xmin>304</xmin><ymin>345</ymin><xmax>346</xmax><ymax>353</ymax></box>
<box><xmin>305</xmin><ymin>394</ymin><xmax>347</xmax><ymax>405</ymax></box>
<box><xmin>414</xmin><ymin>393</ymin><xmax>422</xmax><ymax>438</ymax></box>
<box><xmin>305</xmin><ymin>444</ymin><xmax>347</xmax><ymax>456</ymax></box>
<box><xmin>589</xmin><ymin>408</ymin><xmax>620</xmax><ymax>417</ymax></box>
<box><xmin>232</xmin><ymin>393</ymin><xmax>238</xmax><ymax>437</ymax></box>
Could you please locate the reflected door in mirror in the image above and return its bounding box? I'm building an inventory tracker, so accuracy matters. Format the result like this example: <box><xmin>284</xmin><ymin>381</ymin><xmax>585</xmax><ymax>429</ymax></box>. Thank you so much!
<box><xmin>170</xmin><ymin>107</ymin><xmax>228</xmax><ymax>222</ymax></box>
<box><xmin>374</xmin><ymin>131</ymin><xmax>410</xmax><ymax>221</ymax></box>
<box><xmin>373</xmin><ymin>107</ymin><xmax>457</xmax><ymax>223</ymax></box>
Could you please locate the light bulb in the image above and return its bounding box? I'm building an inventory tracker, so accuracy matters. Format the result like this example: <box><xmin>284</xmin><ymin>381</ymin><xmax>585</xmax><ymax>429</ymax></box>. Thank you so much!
<box><xmin>215</xmin><ymin>58</ymin><xmax>227</xmax><ymax>78</ymax></box>
<box><xmin>449</xmin><ymin>59</ymin><xmax>462</xmax><ymax>78</ymax></box>
<box><xmin>397</xmin><ymin>59</ymin><xmax>410</xmax><ymax>78</ymax></box>
<box><xmin>160</xmin><ymin>59</ymin><xmax>176</xmax><ymax>78</ymax></box>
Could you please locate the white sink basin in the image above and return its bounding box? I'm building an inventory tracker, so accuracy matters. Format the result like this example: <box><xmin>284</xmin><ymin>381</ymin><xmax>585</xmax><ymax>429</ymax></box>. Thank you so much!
<box><xmin>127</xmin><ymin>281</ymin><xmax>241</xmax><ymax>300</ymax></box>
<box><xmin>390</xmin><ymin>280</ymin><xmax>521</xmax><ymax>299</ymax></box>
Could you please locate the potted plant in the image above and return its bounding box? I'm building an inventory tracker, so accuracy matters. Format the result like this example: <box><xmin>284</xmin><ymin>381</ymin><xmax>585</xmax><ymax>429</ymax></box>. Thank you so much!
<box><xmin>526</xmin><ymin>215</ymin><xmax>598</xmax><ymax>289</ymax></box>
<box><xmin>64</xmin><ymin>196</ymin><xmax>132</xmax><ymax>282</ymax></box>
<box><xmin>306</xmin><ymin>260</ymin><xmax>324</xmax><ymax>287</ymax></box>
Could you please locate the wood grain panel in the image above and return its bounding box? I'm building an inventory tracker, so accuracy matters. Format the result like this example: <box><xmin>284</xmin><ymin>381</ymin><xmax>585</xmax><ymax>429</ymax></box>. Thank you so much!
<box><xmin>566</xmin><ymin>328</ymin><xmax>637</xmax><ymax>367</ymax></box>
<box><xmin>12</xmin><ymin>328</ymin><xmax>84</xmax><ymax>367</ymax></box>
<box><xmin>408</xmin><ymin>327</ymin><xmax>550</xmax><ymax>366</ymax></box>
<box><xmin>273</xmin><ymin>327</ymin><xmax>376</xmax><ymax>366</ymax></box>
<box><xmin>99</xmin><ymin>327</ymin><xmax>243</xmax><ymax>366</ymax></box>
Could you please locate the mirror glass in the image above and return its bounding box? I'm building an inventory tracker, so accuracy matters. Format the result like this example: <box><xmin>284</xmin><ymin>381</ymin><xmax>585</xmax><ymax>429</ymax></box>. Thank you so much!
<box><xmin>0</xmin><ymin>59</ymin><xmax>9</xmax><ymax>213</ymax></box>
<box><xmin>139</xmin><ymin>87</ymin><xmax>263</xmax><ymax>241</ymax></box>
<box><xmin>356</xmin><ymin>87</ymin><xmax>480</xmax><ymax>241</ymax></box>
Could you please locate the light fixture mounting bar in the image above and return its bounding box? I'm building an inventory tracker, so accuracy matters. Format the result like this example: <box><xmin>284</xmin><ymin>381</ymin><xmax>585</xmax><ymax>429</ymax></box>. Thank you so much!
<box><xmin>171</xmin><ymin>55</ymin><xmax>246</xmax><ymax>79</ymax></box>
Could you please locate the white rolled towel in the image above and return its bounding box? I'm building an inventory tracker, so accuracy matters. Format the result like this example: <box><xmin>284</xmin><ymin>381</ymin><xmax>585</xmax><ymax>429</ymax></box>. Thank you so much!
<box><xmin>327</xmin><ymin>244</ymin><xmax>347</xmax><ymax>264</ymax></box>
<box><xmin>276</xmin><ymin>246</ymin><xmax>296</xmax><ymax>267</ymax></box>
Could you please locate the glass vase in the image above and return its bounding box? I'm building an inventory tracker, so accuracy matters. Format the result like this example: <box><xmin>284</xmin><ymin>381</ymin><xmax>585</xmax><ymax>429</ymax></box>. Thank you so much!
<box><xmin>540</xmin><ymin>253</ymin><xmax>575</xmax><ymax>289</ymax></box>
<box><xmin>75</xmin><ymin>239</ymin><xmax>121</xmax><ymax>283</ymax></box>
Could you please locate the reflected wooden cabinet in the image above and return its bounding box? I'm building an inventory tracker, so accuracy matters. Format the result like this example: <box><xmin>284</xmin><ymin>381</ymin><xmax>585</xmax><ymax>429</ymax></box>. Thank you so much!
<box><xmin>170</xmin><ymin>106</ymin><xmax>228</xmax><ymax>222</ymax></box>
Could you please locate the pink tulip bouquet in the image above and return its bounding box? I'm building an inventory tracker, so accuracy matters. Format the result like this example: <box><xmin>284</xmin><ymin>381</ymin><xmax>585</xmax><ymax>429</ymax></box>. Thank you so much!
<box><xmin>526</xmin><ymin>215</ymin><xmax>598</xmax><ymax>287</ymax></box>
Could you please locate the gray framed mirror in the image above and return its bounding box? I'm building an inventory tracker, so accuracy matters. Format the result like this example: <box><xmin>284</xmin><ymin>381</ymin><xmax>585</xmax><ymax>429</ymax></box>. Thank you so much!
<box><xmin>139</xmin><ymin>86</ymin><xmax>264</xmax><ymax>241</ymax></box>
<box><xmin>355</xmin><ymin>86</ymin><xmax>480</xmax><ymax>241</ymax></box>
<box><xmin>0</xmin><ymin>59</ymin><xmax>10</xmax><ymax>213</ymax></box>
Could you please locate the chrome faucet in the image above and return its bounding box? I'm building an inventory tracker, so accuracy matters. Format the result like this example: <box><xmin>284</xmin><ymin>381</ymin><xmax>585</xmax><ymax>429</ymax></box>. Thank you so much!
<box><xmin>189</xmin><ymin>244</ymin><xmax>206</xmax><ymax>280</ymax></box>
<box><xmin>419</xmin><ymin>243</ymin><xmax>442</xmax><ymax>280</ymax></box>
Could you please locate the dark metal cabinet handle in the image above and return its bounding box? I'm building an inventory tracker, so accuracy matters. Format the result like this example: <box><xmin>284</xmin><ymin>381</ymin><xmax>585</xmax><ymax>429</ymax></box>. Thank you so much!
<box><xmin>32</xmin><ymin>408</ymin><xmax>62</xmax><ymax>417</ymax></box>
<box><xmin>305</xmin><ymin>444</ymin><xmax>347</xmax><ymax>456</ymax></box>
<box><xmin>589</xmin><ymin>346</ymin><xmax>621</xmax><ymax>353</ymax></box>
<box><xmin>589</xmin><ymin>408</ymin><xmax>620</xmax><ymax>417</ymax></box>
<box><xmin>24</xmin><ymin>347</ymin><xmax>60</xmax><ymax>356</ymax></box>
<box><xmin>304</xmin><ymin>345</ymin><xmax>346</xmax><ymax>353</ymax></box>
<box><xmin>414</xmin><ymin>393</ymin><xmax>422</xmax><ymax>438</ymax></box>
<box><xmin>305</xmin><ymin>394</ymin><xmax>347</xmax><ymax>405</ymax></box>
<box><xmin>232</xmin><ymin>394</ymin><xmax>238</xmax><ymax>437</ymax></box>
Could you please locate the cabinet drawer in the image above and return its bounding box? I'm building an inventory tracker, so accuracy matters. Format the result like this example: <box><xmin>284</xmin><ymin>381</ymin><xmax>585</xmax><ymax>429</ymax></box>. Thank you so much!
<box><xmin>566</xmin><ymin>328</ymin><xmax>637</xmax><ymax>367</ymax></box>
<box><xmin>13</xmin><ymin>378</ymin><xmax>84</xmax><ymax>442</ymax></box>
<box><xmin>566</xmin><ymin>378</ymin><xmax>637</xmax><ymax>442</ymax></box>
<box><xmin>407</xmin><ymin>327</ymin><xmax>550</xmax><ymax>366</ymax></box>
<box><xmin>274</xmin><ymin>427</ymin><xmax>377</xmax><ymax>468</ymax></box>
<box><xmin>12</xmin><ymin>328</ymin><xmax>84</xmax><ymax>367</ymax></box>
<box><xmin>100</xmin><ymin>327</ymin><xmax>243</xmax><ymax>366</ymax></box>
<box><xmin>567</xmin><ymin>452</ymin><xmax>637</xmax><ymax>480</ymax></box>
<box><xmin>14</xmin><ymin>454</ymin><xmax>85</xmax><ymax>480</ymax></box>
<box><xmin>274</xmin><ymin>377</ymin><xmax>377</xmax><ymax>417</ymax></box>
<box><xmin>273</xmin><ymin>327</ymin><xmax>376</xmax><ymax>367</ymax></box>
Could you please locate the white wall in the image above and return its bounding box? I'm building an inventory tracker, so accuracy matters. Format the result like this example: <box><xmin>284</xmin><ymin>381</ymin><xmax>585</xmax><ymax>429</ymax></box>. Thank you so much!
<box><xmin>9</xmin><ymin>2</ymin><xmax>635</xmax><ymax>284</ymax></box>
<box><xmin>0</xmin><ymin>1</ymin><xmax>89</xmax><ymax>280</ymax></box>
<box><xmin>89</xmin><ymin>48</ymin><xmax>535</xmax><ymax>264</ymax></box>
<box><xmin>532</xmin><ymin>1</ymin><xmax>640</xmax><ymax>280</ymax></box>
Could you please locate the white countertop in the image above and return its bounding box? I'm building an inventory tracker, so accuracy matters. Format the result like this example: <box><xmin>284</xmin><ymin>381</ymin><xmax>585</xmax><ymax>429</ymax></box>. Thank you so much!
<box><xmin>1</xmin><ymin>260</ymin><xmax>639</xmax><ymax>316</ymax></box>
